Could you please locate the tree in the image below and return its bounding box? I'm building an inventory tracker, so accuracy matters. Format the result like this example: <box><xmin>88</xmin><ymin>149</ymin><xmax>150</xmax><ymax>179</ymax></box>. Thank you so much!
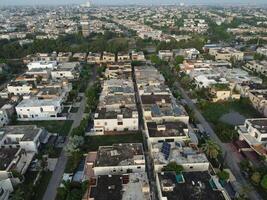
<box><xmin>65</xmin><ymin>135</ymin><xmax>84</xmax><ymax>154</ymax></box>
<box><xmin>201</xmin><ymin>139</ymin><xmax>220</xmax><ymax>159</ymax></box>
<box><xmin>163</xmin><ymin>162</ymin><xmax>184</xmax><ymax>174</ymax></box>
<box><xmin>261</xmin><ymin>175</ymin><xmax>267</xmax><ymax>189</ymax></box>
<box><xmin>251</xmin><ymin>172</ymin><xmax>261</xmax><ymax>185</ymax></box>
<box><xmin>217</xmin><ymin>170</ymin><xmax>230</xmax><ymax>181</ymax></box>
<box><xmin>10</xmin><ymin>188</ymin><xmax>24</xmax><ymax>200</ymax></box>
<box><xmin>174</xmin><ymin>55</ymin><xmax>184</xmax><ymax>65</ymax></box>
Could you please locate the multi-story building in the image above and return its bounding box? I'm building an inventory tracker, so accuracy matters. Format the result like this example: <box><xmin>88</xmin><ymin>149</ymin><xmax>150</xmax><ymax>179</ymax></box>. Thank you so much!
<box><xmin>27</xmin><ymin>61</ymin><xmax>57</xmax><ymax>71</ymax></box>
<box><xmin>93</xmin><ymin>143</ymin><xmax>146</xmax><ymax>176</ymax></box>
<box><xmin>158</xmin><ymin>50</ymin><xmax>173</xmax><ymax>61</ymax></box>
<box><xmin>81</xmin><ymin>15</ymin><xmax>90</xmax><ymax>37</ymax></box>
<box><xmin>102</xmin><ymin>52</ymin><xmax>116</xmax><ymax>63</ymax></box>
<box><xmin>236</xmin><ymin>118</ymin><xmax>267</xmax><ymax>157</ymax></box>
<box><xmin>87</xmin><ymin>52</ymin><xmax>101</xmax><ymax>64</ymax></box>
<box><xmin>15</xmin><ymin>98</ymin><xmax>64</xmax><ymax>121</ymax></box>
<box><xmin>245</xmin><ymin>61</ymin><xmax>267</xmax><ymax>76</ymax></box>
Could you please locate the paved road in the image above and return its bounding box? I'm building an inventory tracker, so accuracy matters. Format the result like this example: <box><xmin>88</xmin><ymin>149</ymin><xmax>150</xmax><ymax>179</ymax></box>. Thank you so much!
<box><xmin>174</xmin><ymin>81</ymin><xmax>262</xmax><ymax>200</ymax></box>
<box><xmin>42</xmin><ymin>65</ymin><xmax>97</xmax><ymax>200</ymax></box>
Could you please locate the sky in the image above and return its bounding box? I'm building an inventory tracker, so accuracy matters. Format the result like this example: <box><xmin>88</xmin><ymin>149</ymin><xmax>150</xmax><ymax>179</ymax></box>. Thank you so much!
<box><xmin>0</xmin><ymin>0</ymin><xmax>266</xmax><ymax>6</ymax></box>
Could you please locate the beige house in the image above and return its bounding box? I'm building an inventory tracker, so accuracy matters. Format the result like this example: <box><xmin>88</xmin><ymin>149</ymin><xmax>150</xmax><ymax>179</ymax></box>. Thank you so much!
<box><xmin>102</xmin><ymin>52</ymin><xmax>115</xmax><ymax>63</ymax></box>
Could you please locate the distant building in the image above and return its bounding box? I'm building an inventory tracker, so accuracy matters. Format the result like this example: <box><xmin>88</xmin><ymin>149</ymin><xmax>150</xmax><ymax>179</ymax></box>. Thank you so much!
<box><xmin>81</xmin><ymin>15</ymin><xmax>90</xmax><ymax>37</ymax></box>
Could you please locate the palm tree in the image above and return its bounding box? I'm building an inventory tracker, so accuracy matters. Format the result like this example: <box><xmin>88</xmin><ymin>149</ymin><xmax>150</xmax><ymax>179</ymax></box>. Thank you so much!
<box><xmin>201</xmin><ymin>139</ymin><xmax>220</xmax><ymax>159</ymax></box>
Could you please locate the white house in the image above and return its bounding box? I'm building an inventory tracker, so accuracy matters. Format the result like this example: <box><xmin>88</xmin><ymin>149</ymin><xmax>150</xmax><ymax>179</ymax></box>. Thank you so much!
<box><xmin>15</xmin><ymin>98</ymin><xmax>64</xmax><ymax>121</ymax></box>
<box><xmin>27</xmin><ymin>61</ymin><xmax>57</xmax><ymax>70</ymax></box>
<box><xmin>93</xmin><ymin>143</ymin><xmax>146</xmax><ymax>176</ymax></box>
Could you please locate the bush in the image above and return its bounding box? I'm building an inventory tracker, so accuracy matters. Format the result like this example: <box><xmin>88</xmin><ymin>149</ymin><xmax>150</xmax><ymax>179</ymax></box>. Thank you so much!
<box><xmin>163</xmin><ymin>162</ymin><xmax>184</xmax><ymax>174</ymax></box>
<box><xmin>217</xmin><ymin>170</ymin><xmax>230</xmax><ymax>181</ymax></box>
<box><xmin>261</xmin><ymin>175</ymin><xmax>267</xmax><ymax>190</ymax></box>
<box><xmin>251</xmin><ymin>172</ymin><xmax>261</xmax><ymax>185</ymax></box>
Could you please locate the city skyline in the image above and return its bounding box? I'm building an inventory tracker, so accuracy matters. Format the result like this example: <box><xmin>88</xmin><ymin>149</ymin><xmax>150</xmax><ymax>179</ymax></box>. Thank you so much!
<box><xmin>0</xmin><ymin>0</ymin><xmax>267</xmax><ymax>6</ymax></box>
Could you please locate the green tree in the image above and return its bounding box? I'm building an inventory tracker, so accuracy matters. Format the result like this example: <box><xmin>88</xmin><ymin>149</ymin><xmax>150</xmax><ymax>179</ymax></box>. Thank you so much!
<box><xmin>10</xmin><ymin>188</ymin><xmax>24</xmax><ymax>200</ymax></box>
<box><xmin>65</xmin><ymin>136</ymin><xmax>84</xmax><ymax>154</ymax></box>
<box><xmin>163</xmin><ymin>162</ymin><xmax>184</xmax><ymax>174</ymax></box>
<box><xmin>217</xmin><ymin>170</ymin><xmax>230</xmax><ymax>181</ymax></box>
<box><xmin>201</xmin><ymin>139</ymin><xmax>220</xmax><ymax>159</ymax></box>
<box><xmin>251</xmin><ymin>172</ymin><xmax>261</xmax><ymax>185</ymax></box>
<box><xmin>261</xmin><ymin>175</ymin><xmax>267</xmax><ymax>189</ymax></box>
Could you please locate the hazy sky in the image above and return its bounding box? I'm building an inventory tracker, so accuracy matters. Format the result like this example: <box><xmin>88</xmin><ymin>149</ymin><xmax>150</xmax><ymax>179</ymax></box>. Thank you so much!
<box><xmin>0</xmin><ymin>0</ymin><xmax>266</xmax><ymax>6</ymax></box>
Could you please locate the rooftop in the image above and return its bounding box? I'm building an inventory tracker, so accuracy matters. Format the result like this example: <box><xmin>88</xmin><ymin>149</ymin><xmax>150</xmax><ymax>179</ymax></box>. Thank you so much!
<box><xmin>152</xmin><ymin>141</ymin><xmax>208</xmax><ymax>165</ymax></box>
<box><xmin>16</xmin><ymin>98</ymin><xmax>61</xmax><ymax>108</ymax></box>
<box><xmin>95</xmin><ymin>106</ymin><xmax>138</xmax><ymax>119</ymax></box>
<box><xmin>158</xmin><ymin>171</ymin><xmax>225</xmax><ymax>200</ymax></box>
<box><xmin>89</xmin><ymin>173</ymin><xmax>150</xmax><ymax>200</ymax></box>
<box><xmin>0</xmin><ymin>148</ymin><xmax>20</xmax><ymax>170</ymax></box>
<box><xmin>147</xmin><ymin>121</ymin><xmax>187</xmax><ymax>137</ymax></box>
<box><xmin>0</xmin><ymin>125</ymin><xmax>42</xmax><ymax>142</ymax></box>
<box><xmin>95</xmin><ymin>143</ymin><xmax>145</xmax><ymax>167</ymax></box>
<box><xmin>248</xmin><ymin>118</ymin><xmax>267</xmax><ymax>134</ymax></box>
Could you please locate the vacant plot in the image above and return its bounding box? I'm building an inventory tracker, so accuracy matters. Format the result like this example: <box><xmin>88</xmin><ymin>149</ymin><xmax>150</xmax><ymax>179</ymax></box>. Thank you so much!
<box><xmin>219</xmin><ymin>112</ymin><xmax>246</xmax><ymax>126</ymax></box>
<box><xmin>201</xmin><ymin>98</ymin><xmax>262</xmax><ymax>142</ymax></box>
<box><xmin>15</xmin><ymin>120</ymin><xmax>73</xmax><ymax>136</ymax></box>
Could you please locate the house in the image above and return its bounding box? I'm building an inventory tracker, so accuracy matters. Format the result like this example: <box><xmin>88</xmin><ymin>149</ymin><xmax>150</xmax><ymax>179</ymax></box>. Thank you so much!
<box><xmin>131</xmin><ymin>51</ymin><xmax>146</xmax><ymax>61</ymax></box>
<box><xmin>158</xmin><ymin>50</ymin><xmax>173</xmax><ymax>61</ymax></box>
<box><xmin>92</xmin><ymin>143</ymin><xmax>146</xmax><ymax>176</ymax></box>
<box><xmin>151</xmin><ymin>141</ymin><xmax>209</xmax><ymax>172</ymax></box>
<box><xmin>87</xmin><ymin>52</ymin><xmax>101</xmax><ymax>64</ymax></box>
<box><xmin>57</xmin><ymin>52</ymin><xmax>72</xmax><ymax>62</ymax></box>
<box><xmin>256</xmin><ymin>46</ymin><xmax>267</xmax><ymax>57</ymax></box>
<box><xmin>7</xmin><ymin>82</ymin><xmax>35</xmax><ymax>96</ymax></box>
<box><xmin>15</xmin><ymin>98</ymin><xmax>64</xmax><ymax>121</ymax></box>
<box><xmin>102</xmin><ymin>52</ymin><xmax>116</xmax><ymax>63</ymax></box>
<box><xmin>245</xmin><ymin>61</ymin><xmax>267</xmax><ymax>76</ymax></box>
<box><xmin>156</xmin><ymin>171</ymin><xmax>229</xmax><ymax>200</ymax></box>
<box><xmin>0</xmin><ymin>125</ymin><xmax>45</xmax><ymax>152</ymax></box>
<box><xmin>72</xmin><ymin>53</ymin><xmax>87</xmax><ymax>62</ymax></box>
<box><xmin>93</xmin><ymin>107</ymin><xmax>139</xmax><ymax>135</ymax></box>
<box><xmin>236</xmin><ymin>118</ymin><xmax>267</xmax><ymax>157</ymax></box>
<box><xmin>27</xmin><ymin>61</ymin><xmax>57</xmax><ymax>71</ymax></box>
<box><xmin>117</xmin><ymin>52</ymin><xmax>130</xmax><ymax>62</ymax></box>
<box><xmin>209</xmin><ymin>84</ymin><xmax>233</xmax><ymax>102</ymax></box>
<box><xmin>83</xmin><ymin>173</ymin><xmax>150</xmax><ymax>200</ymax></box>
<box><xmin>248</xmin><ymin>90</ymin><xmax>267</xmax><ymax>116</ymax></box>
<box><xmin>51</xmin><ymin>62</ymin><xmax>80</xmax><ymax>80</ymax></box>
<box><xmin>210</xmin><ymin>47</ymin><xmax>244</xmax><ymax>61</ymax></box>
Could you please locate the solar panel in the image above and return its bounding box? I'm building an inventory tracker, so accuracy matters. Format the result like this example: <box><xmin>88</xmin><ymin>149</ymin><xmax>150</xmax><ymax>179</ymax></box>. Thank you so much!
<box><xmin>161</xmin><ymin>142</ymin><xmax>171</xmax><ymax>160</ymax></box>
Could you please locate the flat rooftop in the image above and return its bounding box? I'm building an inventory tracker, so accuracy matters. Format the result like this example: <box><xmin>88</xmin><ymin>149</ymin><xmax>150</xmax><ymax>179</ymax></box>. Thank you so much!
<box><xmin>89</xmin><ymin>173</ymin><xmax>150</xmax><ymax>200</ymax></box>
<box><xmin>95</xmin><ymin>143</ymin><xmax>145</xmax><ymax>167</ymax></box>
<box><xmin>99</xmin><ymin>94</ymin><xmax>136</xmax><ymax>107</ymax></box>
<box><xmin>0</xmin><ymin>125</ymin><xmax>42</xmax><ymax>141</ymax></box>
<box><xmin>0</xmin><ymin>148</ymin><xmax>20</xmax><ymax>170</ymax></box>
<box><xmin>95</xmin><ymin>107</ymin><xmax>138</xmax><ymax>119</ymax></box>
<box><xmin>141</xmin><ymin>95</ymin><xmax>172</xmax><ymax>105</ymax></box>
<box><xmin>152</xmin><ymin>141</ymin><xmax>208</xmax><ymax>165</ymax></box>
<box><xmin>147</xmin><ymin>121</ymin><xmax>187</xmax><ymax>137</ymax></box>
<box><xmin>16</xmin><ymin>98</ymin><xmax>61</xmax><ymax>107</ymax></box>
<box><xmin>158</xmin><ymin>171</ymin><xmax>225</xmax><ymax>200</ymax></box>
<box><xmin>248</xmin><ymin>118</ymin><xmax>267</xmax><ymax>134</ymax></box>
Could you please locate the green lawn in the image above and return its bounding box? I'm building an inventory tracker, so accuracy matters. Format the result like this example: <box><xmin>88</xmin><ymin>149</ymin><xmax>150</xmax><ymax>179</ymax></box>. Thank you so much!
<box><xmin>15</xmin><ymin>120</ymin><xmax>73</xmax><ymax>136</ymax></box>
<box><xmin>82</xmin><ymin>133</ymin><xmax>143</xmax><ymax>152</ymax></box>
<box><xmin>34</xmin><ymin>171</ymin><xmax>52</xmax><ymax>200</ymax></box>
<box><xmin>201</xmin><ymin>98</ymin><xmax>261</xmax><ymax>124</ymax></box>
<box><xmin>200</xmin><ymin>98</ymin><xmax>262</xmax><ymax>142</ymax></box>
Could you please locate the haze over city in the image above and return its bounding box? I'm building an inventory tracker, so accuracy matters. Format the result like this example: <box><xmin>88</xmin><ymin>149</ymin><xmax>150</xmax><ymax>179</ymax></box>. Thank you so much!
<box><xmin>0</xmin><ymin>0</ymin><xmax>267</xmax><ymax>5</ymax></box>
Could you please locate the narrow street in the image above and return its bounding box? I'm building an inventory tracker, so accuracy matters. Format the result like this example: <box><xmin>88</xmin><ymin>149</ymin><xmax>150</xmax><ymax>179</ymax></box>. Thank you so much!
<box><xmin>174</xmin><ymin>81</ymin><xmax>262</xmax><ymax>200</ymax></box>
<box><xmin>42</xmin><ymin>65</ymin><xmax>97</xmax><ymax>200</ymax></box>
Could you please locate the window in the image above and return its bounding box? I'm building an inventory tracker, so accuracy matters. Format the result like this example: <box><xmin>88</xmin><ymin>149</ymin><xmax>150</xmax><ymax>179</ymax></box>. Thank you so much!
<box><xmin>118</xmin><ymin>122</ymin><xmax>123</xmax><ymax>125</ymax></box>
<box><xmin>137</xmin><ymin>166</ymin><xmax>141</xmax><ymax>169</ymax></box>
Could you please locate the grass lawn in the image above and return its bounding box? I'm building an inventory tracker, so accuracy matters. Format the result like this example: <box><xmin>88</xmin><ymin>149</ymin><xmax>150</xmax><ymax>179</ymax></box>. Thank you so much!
<box><xmin>15</xmin><ymin>120</ymin><xmax>73</xmax><ymax>136</ymax></box>
<box><xmin>82</xmin><ymin>133</ymin><xmax>143</xmax><ymax>152</ymax></box>
<box><xmin>200</xmin><ymin>98</ymin><xmax>262</xmax><ymax>142</ymax></box>
<box><xmin>34</xmin><ymin>171</ymin><xmax>52</xmax><ymax>200</ymax></box>
<box><xmin>201</xmin><ymin>98</ymin><xmax>261</xmax><ymax>124</ymax></box>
